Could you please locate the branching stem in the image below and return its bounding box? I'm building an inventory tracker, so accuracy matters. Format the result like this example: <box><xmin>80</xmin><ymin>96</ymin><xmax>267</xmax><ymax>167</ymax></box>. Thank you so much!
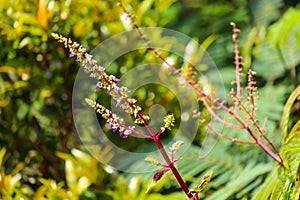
<box><xmin>118</xmin><ymin>1</ymin><xmax>284</xmax><ymax>167</ymax></box>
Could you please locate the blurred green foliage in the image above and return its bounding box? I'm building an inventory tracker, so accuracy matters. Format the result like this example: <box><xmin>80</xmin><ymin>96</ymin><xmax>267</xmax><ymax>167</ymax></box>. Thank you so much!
<box><xmin>0</xmin><ymin>0</ymin><xmax>299</xmax><ymax>199</ymax></box>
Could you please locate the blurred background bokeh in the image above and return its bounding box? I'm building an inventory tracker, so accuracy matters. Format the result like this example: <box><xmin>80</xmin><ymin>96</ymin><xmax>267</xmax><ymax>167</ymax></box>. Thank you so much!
<box><xmin>0</xmin><ymin>0</ymin><xmax>299</xmax><ymax>199</ymax></box>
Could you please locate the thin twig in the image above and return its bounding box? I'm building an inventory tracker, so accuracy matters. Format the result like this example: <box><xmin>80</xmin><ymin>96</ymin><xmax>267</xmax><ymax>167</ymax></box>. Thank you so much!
<box><xmin>230</xmin><ymin>22</ymin><xmax>242</xmax><ymax>114</ymax></box>
<box><xmin>207</xmin><ymin>124</ymin><xmax>257</xmax><ymax>144</ymax></box>
<box><xmin>238</xmin><ymin>102</ymin><xmax>281</xmax><ymax>156</ymax></box>
<box><xmin>201</xmin><ymin>98</ymin><xmax>243</xmax><ymax>129</ymax></box>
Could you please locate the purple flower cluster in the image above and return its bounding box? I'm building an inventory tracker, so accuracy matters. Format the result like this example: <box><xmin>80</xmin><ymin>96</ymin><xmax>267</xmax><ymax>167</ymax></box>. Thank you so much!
<box><xmin>52</xmin><ymin>33</ymin><xmax>150</xmax><ymax>139</ymax></box>
<box><xmin>85</xmin><ymin>98</ymin><xmax>132</xmax><ymax>138</ymax></box>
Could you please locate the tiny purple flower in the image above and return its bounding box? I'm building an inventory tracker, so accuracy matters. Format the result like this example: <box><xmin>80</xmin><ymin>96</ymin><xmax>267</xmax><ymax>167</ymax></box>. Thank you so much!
<box><xmin>119</xmin><ymin>131</ymin><xmax>124</xmax><ymax>137</ymax></box>
<box><xmin>113</xmin><ymin>77</ymin><xmax>121</xmax><ymax>82</ymax></box>
<box><xmin>95</xmin><ymin>83</ymin><xmax>104</xmax><ymax>90</ymax></box>
<box><xmin>76</xmin><ymin>57</ymin><xmax>81</xmax><ymax>63</ymax></box>
<box><xmin>107</xmin><ymin>86</ymin><xmax>111</xmax><ymax>94</ymax></box>
<box><xmin>119</xmin><ymin>131</ymin><xmax>128</xmax><ymax>138</ymax></box>
<box><xmin>134</xmin><ymin>110</ymin><xmax>138</xmax><ymax>118</ymax></box>
<box><xmin>116</xmin><ymin>100</ymin><xmax>121</xmax><ymax>108</ymax></box>
<box><xmin>122</xmin><ymin>86</ymin><xmax>129</xmax><ymax>92</ymax></box>
<box><xmin>69</xmin><ymin>51</ymin><xmax>75</xmax><ymax>57</ymax></box>
<box><xmin>110</xmin><ymin>124</ymin><xmax>117</xmax><ymax>132</ymax></box>
<box><xmin>88</xmin><ymin>57</ymin><xmax>93</xmax><ymax>66</ymax></box>
<box><xmin>114</xmin><ymin>87</ymin><xmax>119</xmax><ymax>93</ymax></box>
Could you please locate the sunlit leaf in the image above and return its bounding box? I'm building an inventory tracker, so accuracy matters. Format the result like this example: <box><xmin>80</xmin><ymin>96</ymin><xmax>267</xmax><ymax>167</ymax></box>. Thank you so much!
<box><xmin>190</xmin><ymin>170</ymin><xmax>213</xmax><ymax>193</ymax></box>
<box><xmin>17</xmin><ymin>103</ymin><xmax>29</xmax><ymax>120</ymax></box>
<box><xmin>37</xmin><ymin>0</ymin><xmax>49</xmax><ymax>30</ymax></box>
<box><xmin>281</xmin><ymin>85</ymin><xmax>300</xmax><ymax>143</ymax></box>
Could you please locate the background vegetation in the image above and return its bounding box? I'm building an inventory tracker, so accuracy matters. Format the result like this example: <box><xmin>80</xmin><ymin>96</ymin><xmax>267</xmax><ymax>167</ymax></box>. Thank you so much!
<box><xmin>0</xmin><ymin>0</ymin><xmax>299</xmax><ymax>199</ymax></box>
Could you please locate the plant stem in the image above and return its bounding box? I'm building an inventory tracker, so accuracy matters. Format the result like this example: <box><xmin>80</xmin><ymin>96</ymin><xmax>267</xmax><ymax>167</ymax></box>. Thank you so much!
<box><xmin>126</xmin><ymin>99</ymin><xmax>193</xmax><ymax>197</ymax></box>
<box><xmin>153</xmin><ymin>136</ymin><xmax>193</xmax><ymax>198</ymax></box>
<box><xmin>137</xmin><ymin>110</ymin><xmax>193</xmax><ymax>197</ymax></box>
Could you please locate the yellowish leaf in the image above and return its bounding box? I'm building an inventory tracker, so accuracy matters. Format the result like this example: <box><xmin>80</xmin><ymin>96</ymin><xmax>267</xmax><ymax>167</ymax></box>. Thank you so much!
<box><xmin>37</xmin><ymin>0</ymin><xmax>48</xmax><ymax>30</ymax></box>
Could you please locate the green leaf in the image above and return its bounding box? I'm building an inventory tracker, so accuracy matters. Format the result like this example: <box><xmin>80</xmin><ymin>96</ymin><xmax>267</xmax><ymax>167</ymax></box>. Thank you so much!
<box><xmin>0</xmin><ymin>147</ymin><xmax>6</xmax><ymax>168</ymax></box>
<box><xmin>138</xmin><ymin>0</ymin><xmax>154</xmax><ymax>17</ymax></box>
<box><xmin>71</xmin><ymin>149</ymin><xmax>93</xmax><ymax>166</ymax></box>
<box><xmin>252</xmin><ymin>41</ymin><xmax>285</xmax><ymax>81</ymax></box>
<box><xmin>252</xmin><ymin>169</ymin><xmax>280</xmax><ymax>200</ymax></box>
<box><xmin>249</xmin><ymin>0</ymin><xmax>282</xmax><ymax>26</ymax></box>
<box><xmin>190</xmin><ymin>170</ymin><xmax>213</xmax><ymax>193</ymax></box>
<box><xmin>73</xmin><ymin>19</ymin><xmax>93</xmax><ymax>37</ymax></box>
<box><xmin>268</xmin><ymin>7</ymin><xmax>300</xmax><ymax>49</ymax></box>
<box><xmin>281</xmin><ymin>85</ymin><xmax>300</xmax><ymax>143</ymax></box>
<box><xmin>206</xmin><ymin>162</ymin><xmax>273</xmax><ymax>200</ymax></box>
<box><xmin>267</xmin><ymin>121</ymin><xmax>300</xmax><ymax>199</ymax></box>
<box><xmin>146</xmin><ymin>169</ymin><xmax>171</xmax><ymax>193</ymax></box>
<box><xmin>285</xmin><ymin>120</ymin><xmax>300</xmax><ymax>144</ymax></box>
<box><xmin>146</xmin><ymin>192</ymin><xmax>186</xmax><ymax>200</ymax></box>
<box><xmin>17</xmin><ymin>103</ymin><xmax>29</xmax><ymax>120</ymax></box>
